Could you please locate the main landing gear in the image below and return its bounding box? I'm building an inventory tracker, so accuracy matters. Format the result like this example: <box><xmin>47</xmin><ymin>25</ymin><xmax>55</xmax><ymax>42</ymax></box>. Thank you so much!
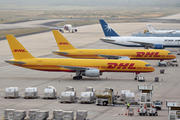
<box><xmin>73</xmin><ymin>71</ymin><xmax>83</xmax><ymax>80</ymax></box>
<box><xmin>73</xmin><ymin>76</ymin><xmax>82</xmax><ymax>80</ymax></box>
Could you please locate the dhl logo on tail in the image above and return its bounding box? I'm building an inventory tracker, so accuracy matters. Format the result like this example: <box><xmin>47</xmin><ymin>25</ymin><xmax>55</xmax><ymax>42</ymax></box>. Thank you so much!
<box><xmin>58</xmin><ymin>42</ymin><xmax>69</xmax><ymax>45</ymax></box>
<box><xmin>136</xmin><ymin>52</ymin><xmax>160</xmax><ymax>57</ymax></box>
<box><xmin>13</xmin><ymin>49</ymin><xmax>27</xmax><ymax>52</ymax></box>
<box><xmin>107</xmin><ymin>63</ymin><xmax>136</xmax><ymax>69</ymax></box>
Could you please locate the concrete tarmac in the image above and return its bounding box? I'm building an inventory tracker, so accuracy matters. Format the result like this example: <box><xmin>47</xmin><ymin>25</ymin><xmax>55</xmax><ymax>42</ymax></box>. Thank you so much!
<box><xmin>1</xmin><ymin>21</ymin><xmax>180</xmax><ymax>119</ymax></box>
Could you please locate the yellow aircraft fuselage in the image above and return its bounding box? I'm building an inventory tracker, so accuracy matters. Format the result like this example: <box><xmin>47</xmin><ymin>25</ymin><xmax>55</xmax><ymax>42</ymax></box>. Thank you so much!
<box><xmin>8</xmin><ymin>58</ymin><xmax>155</xmax><ymax>73</ymax></box>
<box><xmin>54</xmin><ymin>49</ymin><xmax>176</xmax><ymax>60</ymax></box>
<box><xmin>52</xmin><ymin>30</ymin><xmax>176</xmax><ymax>60</ymax></box>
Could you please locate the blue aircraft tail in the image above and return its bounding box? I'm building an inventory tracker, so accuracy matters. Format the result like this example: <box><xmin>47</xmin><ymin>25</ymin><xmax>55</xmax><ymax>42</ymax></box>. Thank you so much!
<box><xmin>99</xmin><ymin>19</ymin><xmax>120</xmax><ymax>37</ymax></box>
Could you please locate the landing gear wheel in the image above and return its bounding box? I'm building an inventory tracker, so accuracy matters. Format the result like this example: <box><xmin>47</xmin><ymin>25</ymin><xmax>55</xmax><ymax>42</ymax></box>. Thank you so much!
<box><xmin>77</xmin><ymin>76</ymin><xmax>82</xmax><ymax>80</ymax></box>
<box><xmin>134</xmin><ymin>77</ymin><xmax>137</xmax><ymax>80</ymax></box>
<box><xmin>103</xmin><ymin>101</ymin><xmax>108</xmax><ymax>106</ymax></box>
<box><xmin>73</xmin><ymin>76</ymin><xmax>77</xmax><ymax>80</ymax></box>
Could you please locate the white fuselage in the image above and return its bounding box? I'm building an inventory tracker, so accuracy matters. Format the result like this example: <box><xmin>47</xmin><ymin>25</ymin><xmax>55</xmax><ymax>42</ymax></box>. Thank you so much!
<box><xmin>101</xmin><ymin>36</ymin><xmax>180</xmax><ymax>48</ymax></box>
<box><xmin>63</xmin><ymin>24</ymin><xmax>72</xmax><ymax>31</ymax></box>
<box><xmin>149</xmin><ymin>30</ymin><xmax>180</xmax><ymax>34</ymax></box>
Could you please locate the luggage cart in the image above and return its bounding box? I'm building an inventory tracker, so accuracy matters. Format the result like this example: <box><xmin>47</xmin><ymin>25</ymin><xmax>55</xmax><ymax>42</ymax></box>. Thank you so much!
<box><xmin>128</xmin><ymin>108</ymin><xmax>134</xmax><ymax>116</ymax></box>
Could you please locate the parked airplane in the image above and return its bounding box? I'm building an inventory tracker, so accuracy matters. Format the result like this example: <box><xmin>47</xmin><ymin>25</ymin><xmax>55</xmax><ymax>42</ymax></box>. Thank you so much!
<box><xmin>52</xmin><ymin>30</ymin><xmax>176</xmax><ymax>60</ymax></box>
<box><xmin>99</xmin><ymin>19</ymin><xmax>180</xmax><ymax>49</ymax></box>
<box><xmin>146</xmin><ymin>24</ymin><xmax>180</xmax><ymax>34</ymax></box>
<box><xmin>5</xmin><ymin>35</ymin><xmax>154</xmax><ymax>80</ymax></box>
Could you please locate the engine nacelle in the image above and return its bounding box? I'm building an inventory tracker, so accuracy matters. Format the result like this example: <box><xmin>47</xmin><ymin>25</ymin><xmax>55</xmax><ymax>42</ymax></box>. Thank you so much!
<box><xmin>82</xmin><ymin>69</ymin><xmax>101</xmax><ymax>77</ymax></box>
<box><xmin>75</xmin><ymin>29</ymin><xmax>77</xmax><ymax>32</ymax></box>
<box><xmin>153</xmin><ymin>44</ymin><xmax>164</xmax><ymax>49</ymax></box>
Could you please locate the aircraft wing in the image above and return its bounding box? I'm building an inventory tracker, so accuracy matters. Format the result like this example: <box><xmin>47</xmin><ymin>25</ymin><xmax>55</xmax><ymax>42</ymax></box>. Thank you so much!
<box><xmin>96</xmin><ymin>54</ymin><xmax>130</xmax><ymax>60</ymax></box>
<box><xmin>52</xmin><ymin>51</ymin><xmax>69</xmax><ymax>55</ymax></box>
<box><xmin>59</xmin><ymin>65</ymin><xmax>97</xmax><ymax>71</ymax></box>
<box><xmin>69</xmin><ymin>26</ymin><xmax>89</xmax><ymax>30</ymax></box>
<box><xmin>167</xmin><ymin>30</ymin><xmax>175</xmax><ymax>33</ymax></box>
<box><xmin>41</xmin><ymin>26</ymin><xmax>64</xmax><ymax>30</ymax></box>
<box><xmin>128</xmin><ymin>40</ymin><xmax>155</xmax><ymax>47</ymax></box>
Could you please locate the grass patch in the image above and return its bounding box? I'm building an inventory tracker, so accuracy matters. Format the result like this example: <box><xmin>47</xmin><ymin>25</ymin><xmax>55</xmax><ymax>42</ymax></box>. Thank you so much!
<box><xmin>0</xmin><ymin>27</ymin><xmax>50</xmax><ymax>39</ymax></box>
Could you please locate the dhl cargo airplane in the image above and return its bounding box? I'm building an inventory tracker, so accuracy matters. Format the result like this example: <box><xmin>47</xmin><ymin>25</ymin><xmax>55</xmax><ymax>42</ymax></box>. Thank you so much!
<box><xmin>52</xmin><ymin>30</ymin><xmax>176</xmax><ymax>60</ymax></box>
<box><xmin>5</xmin><ymin>35</ymin><xmax>155</xmax><ymax>80</ymax></box>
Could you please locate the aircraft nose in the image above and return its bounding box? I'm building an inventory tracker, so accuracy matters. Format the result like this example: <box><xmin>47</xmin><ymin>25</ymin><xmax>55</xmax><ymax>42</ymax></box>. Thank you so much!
<box><xmin>151</xmin><ymin>67</ymin><xmax>155</xmax><ymax>72</ymax></box>
<box><xmin>172</xmin><ymin>55</ymin><xmax>176</xmax><ymax>59</ymax></box>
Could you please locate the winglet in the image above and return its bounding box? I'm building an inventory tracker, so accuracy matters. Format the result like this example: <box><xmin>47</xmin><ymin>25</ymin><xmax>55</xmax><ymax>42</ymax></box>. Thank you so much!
<box><xmin>99</xmin><ymin>19</ymin><xmax>120</xmax><ymax>37</ymax></box>
<box><xmin>52</xmin><ymin>30</ymin><xmax>76</xmax><ymax>50</ymax></box>
<box><xmin>6</xmin><ymin>35</ymin><xmax>34</xmax><ymax>59</ymax></box>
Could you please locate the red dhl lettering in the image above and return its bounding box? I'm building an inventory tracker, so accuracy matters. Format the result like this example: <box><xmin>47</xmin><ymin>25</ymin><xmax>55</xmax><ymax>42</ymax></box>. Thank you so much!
<box><xmin>107</xmin><ymin>63</ymin><xmax>118</xmax><ymax>69</ymax></box>
<box><xmin>58</xmin><ymin>42</ymin><xmax>69</xmax><ymax>45</ymax></box>
<box><xmin>117</xmin><ymin>63</ymin><xmax>129</xmax><ymax>69</ymax></box>
<box><xmin>136</xmin><ymin>52</ymin><xmax>160</xmax><ymax>57</ymax></box>
<box><xmin>107</xmin><ymin>63</ymin><xmax>136</xmax><ymax>69</ymax></box>
<box><xmin>13</xmin><ymin>49</ymin><xmax>27</xmax><ymax>52</ymax></box>
<box><xmin>128</xmin><ymin>63</ymin><xmax>136</xmax><ymax>69</ymax></box>
<box><xmin>153</xmin><ymin>52</ymin><xmax>161</xmax><ymax>57</ymax></box>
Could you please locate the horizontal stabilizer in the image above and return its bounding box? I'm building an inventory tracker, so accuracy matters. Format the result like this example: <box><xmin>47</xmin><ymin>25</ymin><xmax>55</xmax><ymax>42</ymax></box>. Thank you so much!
<box><xmin>5</xmin><ymin>61</ymin><xmax>26</xmax><ymax>65</ymax></box>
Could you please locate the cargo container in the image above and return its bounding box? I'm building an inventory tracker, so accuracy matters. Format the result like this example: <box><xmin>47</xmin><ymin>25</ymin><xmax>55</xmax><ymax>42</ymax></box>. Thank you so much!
<box><xmin>52</xmin><ymin>110</ymin><xmax>63</xmax><ymax>120</ymax></box>
<box><xmin>36</xmin><ymin>110</ymin><xmax>49</xmax><ymax>120</ymax></box>
<box><xmin>80</xmin><ymin>92</ymin><xmax>94</xmax><ymax>103</ymax></box>
<box><xmin>28</xmin><ymin>109</ymin><xmax>39</xmax><ymax>120</ymax></box>
<box><xmin>5</xmin><ymin>87</ymin><xmax>19</xmax><ymax>98</ymax></box>
<box><xmin>120</xmin><ymin>90</ymin><xmax>130</xmax><ymax>101</ymax></box>
<box><xmin>76</xmin><ymin>110</ymin><xmax>88</xmax><ymax>120</ymax></box>
<box><xmin>63</xmin><ymin>111</ymin><xmax>74</xmax><ymax>120</ymax></box>
<box><xmin>4</xmin><ymin>109</ymin><xmax>15</xmax><ymax>120</ymax></box>
<box><xmin>85</xmin><ymin>87</ymin><xmax>95</xmax><ymax>92</ymax></box>
<box><xmin>65</xmin><ymin>86</ymin><xmax>76</xmax><ymax>98</ymax></box>
<box><xmin>44</xmin><ymin>86</ymin><xmax>57</xmax><ymax>99</ymax></box>
<box><xmin>14</xmin><ymin>110</ymin><xmax>26</xmax><ymax>120</ymax></box>
<box><xmin>24</xmin><ymin>87</ymin><xmax>38</xmax><ymax>98</ymax></box>
<box><xmin>60</xmin><ymin>92</ymin><xmax>75</xmax><ymax>103</ymax></box>
<box><xmin>124</xmin><ymin>92</ymin><xmax>135</xmax><ymax>103</ymax></box>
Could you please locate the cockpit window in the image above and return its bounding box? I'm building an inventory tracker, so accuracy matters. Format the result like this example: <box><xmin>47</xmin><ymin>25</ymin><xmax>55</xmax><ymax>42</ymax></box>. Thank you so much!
<box><xmin>168</xmin><ymin>53</ymin><xmax>173</xmax><ymax>55</ymax></box>
<box><xmin>145</xmin><ymin>64</ymin><xmax>151</xmax><ymax>67</ymax></box>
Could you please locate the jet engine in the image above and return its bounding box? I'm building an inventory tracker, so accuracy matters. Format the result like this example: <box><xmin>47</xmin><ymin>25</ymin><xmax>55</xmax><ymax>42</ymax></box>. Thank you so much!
<box><xmin>82</xmin><ymin>69</ymin><xmax>101</xmax><ymax>77</ymax></box>
<box><xmin>59</xmin><ymin>29</ymin><xmax>64</xmax><ymax>33</ymax></box>
<box><xmin>75</xmin><ymin>29</ymin><xmax>77</xmax><ymax>32</ymax></box>
<box><xmin>153</xmin><ymin>44</ymin><xmax>164</xmax><ymax>49</ymax></box>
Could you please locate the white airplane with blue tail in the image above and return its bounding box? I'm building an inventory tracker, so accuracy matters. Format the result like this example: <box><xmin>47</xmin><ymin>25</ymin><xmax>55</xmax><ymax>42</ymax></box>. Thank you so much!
<box><xmin>99</xmin><ymin>19</ymin><xmax>180</xmax><ymax>49</ymax></box>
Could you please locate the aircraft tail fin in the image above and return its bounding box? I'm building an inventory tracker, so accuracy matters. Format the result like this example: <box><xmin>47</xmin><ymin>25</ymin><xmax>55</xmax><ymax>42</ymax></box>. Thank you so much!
<box><xmin>52</xmin><ymin>30</ymin><xmax>76</xmax><ymax>50</ymax></box>
<box><xmin>147</xmin><ymin>24</ymin><xmax>156</xmax><ymax>32</ymax></box>
<box><xmin>99</xmin><ymin>19</ymin><xmax>120</xmax><ymax>37</ymax></box>
<box><xmin>6</xmin><ymin>35</ymin><xmax>34</xmax><ymax>59</ymax></box>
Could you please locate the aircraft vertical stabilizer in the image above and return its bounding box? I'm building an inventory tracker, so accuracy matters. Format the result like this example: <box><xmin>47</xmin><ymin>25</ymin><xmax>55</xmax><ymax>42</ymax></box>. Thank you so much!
<box><xmin>99</xmin><ymin>19</ymin><xmax>120</xmax><ymax>37</ymax></box>
<box><xmin>52</xmin><ymin>30</ymin><xmax>76</xmax><ymax>50</ymax></box>
<box><xmin>147</xmin><ymin>24</ymin><xmax>156</xmax><ymax>33</ymax></box>
<box><xmin>6</xmin><ymin>35</ymin><xmax>34</xmax><ymax>59</ymax></box>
